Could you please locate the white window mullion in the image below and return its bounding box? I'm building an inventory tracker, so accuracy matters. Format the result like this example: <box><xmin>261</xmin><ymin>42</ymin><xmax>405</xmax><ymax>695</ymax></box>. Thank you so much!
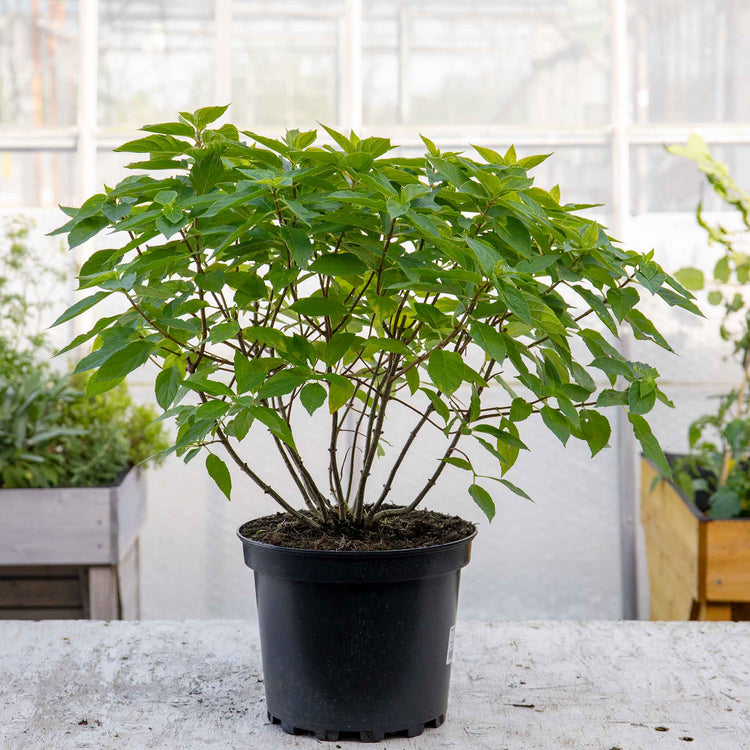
<box><xmin>215</xmin><ymin>0</ymin><xmax>233</xmax><ymax>117</ymax></box>
<box><xmin>611</xmin><ymin>0</ymin><xmax>639</xmax><ymax>621</ymax></box>
<box><xmin>76</xmin><ymin>0</ymin><xmax>98</xmax><ymax>204</ymax></box>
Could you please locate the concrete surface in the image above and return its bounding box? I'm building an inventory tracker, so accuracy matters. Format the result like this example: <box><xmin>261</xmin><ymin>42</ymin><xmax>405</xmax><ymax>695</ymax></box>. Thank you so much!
<box><xmin>0</xmin><ymin>620</ymin><xmax>748</xmax><ymax>749</ymax></box>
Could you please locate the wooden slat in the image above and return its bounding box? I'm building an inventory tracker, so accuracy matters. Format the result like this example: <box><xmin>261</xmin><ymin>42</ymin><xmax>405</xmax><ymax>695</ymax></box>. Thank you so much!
<box><xmin>118</xmin><ymin>540</ymin><xmax>140</xmax><ymax>621</ymax></box>
<box><xmin>698</xmin><ymin>602</ymin><xmax>733</xmax><ymax>621</ymax></box>
<box><xmin>0</xmin><ymin>566</ymin><xmax>81</xmax><ymax>579</ymax></box>
<box><xmin>0</xmin><ymin>608</ymin><xmax>83</xmax><ymax>620</ymax></box>
<box><xmin>0</xmin><ymin>486</ymin><xmax>112</xmax><ymax>565</ymax></box>
<box><xmin>88</xmin><ymin>567</ymin><xmax>119</xmax><ymax>620</ymax></box>
<box><xmin>640</xmin><ymin>459</ymin><xmax>700</xmax><ymax>620</ymax></box>
<box><xmin>0</xmin><ymin>579</ymin><xmax>82</xmax><ymax>608</ymax></box>
<box><xmin>116</xmin><ymin>469</ymin><xmax>147</xmax><ymax>562</ymax></box>
<box><xmin>705</xmin><ymin>520</ymin><xmax>750</xmax><ymax>602</ymax></box>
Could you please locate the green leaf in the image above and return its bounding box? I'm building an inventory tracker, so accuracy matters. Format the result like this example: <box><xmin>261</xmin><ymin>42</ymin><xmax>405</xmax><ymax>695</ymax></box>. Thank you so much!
<box><xmin>404</xmin><ymin>366</ymin><xmax>420</xmax><ymax>395</ymax></box>
<box><xmin>191</xmin><ymin>150</ymin><xmax>227</xmax><ymax>194</ymax></box>
<box><xmin>195</xmin><ymin>400</ymin><xmax>231</xmax><ymax>422</ymax></box>
<box><xmin>427</xmin><ymin>350</ymin><xmax>464</xmax><ymax>395</ymax></box>
<box><xmin>470</xmin><ymin>321</ymin><xmax>507</xmax><ymax>362</ymax></box>
<box><xmin>590</xmin><ymin>356</ymin><xmax>633</xmax><ymax>380</ymax></box>
<box><xmin>51</xmin><ymin>291</ymin><xmax>111</xmax><ymax>327</ymax></box>
<box><xmin>309</xmin><ymin>253</ymin><xmax>368</xmax><ymax>276</ymax></box>
<box><xmin>597</xmin><ymin>388</ymin><xmax>629</xmax><ymax>407</ymax></box>
<box><xmin>466</xmin><ymin>237</ymin><xmax>500</xmax><ymax>274</ymax></box>
<box><xmin>628</xmin><ymin>382</ymin><xmax>657</xmax><ymax>415</ymax></box>
<box><xmin>142</xmin><ymin>121</ymin><xmax>195</xmax><ymax>138</ymax></box>
<box><xmin>443</xmin><ymin>456</ymin><xmax>473</xmax><ymax>471</ymax></box>
<box><xmin>499</xmin><ymin>478</ymin><xmax>532</xmax><ymax>501</ymax></box>
<box><xmin>280</xmin><ymin>225</ymin><xmax>314</xmax><ymax>267</ymax></box>
<box><xmin>193</xmin><ymin>104</ymin><xmax>229</xmax><ymax>129</ymax></box>
<box><xmin>710</xmin><ymin>487</ymin><xmax>742</xmax><ymax>519</ymax></box>
<box><xmin>206</xmin><ymin>453</ymin><xmax>232</xmax><ymax>501</ymax></box>
<box><xmin>673</xmin><ymin>267</ymin><xmax>705</xmax><ymax>291</ymax></box>
<box><xmin>94</xmin><ymin>340</ymin><xmax>155</xmax><ymax>382</ymax></box>
<box><xmin>195</xmin><ymin>270</ymin><xmax>225</xmax><ymax>292</ymax></box>
<box><xmin>208</xmin><ymin>320</ymin><xmax>239</xmax><ymax>344</ymax></box>
<box><xmin>413</xmin><ymin>302</ymin><xmax>452</xmax><ymax>330</ymax></box>
<box><xmin>714</xmin><ymin>256</ymin><xmax>730</xmax><ymax>283</ymax></box>
<box><xmin>184</xmin><ymin>375</ymin><xmax>234</xmax><ymax>397</ymax></box>
<box><xmin>248</xmin><ymin>405</ymin><xmax>296</xmax><ymax>449</ymax></box>
<box><xmin>469</xmin><ymin>483</ymin><xmax>496</xmax><ymax>521</ymax></box>
<box><xmin>509</xmin><ymin>398</ymin><xmax>533</xmax><ymax>422</ymax></box>
<box><xmin>386</xmin><ymin>197</ymin><xmax>410</xmax><ymax>220</ymax></box>
<box><xmin>607</xmin><ymin>287</ymin><xmax>640</xmax><ymax>323</ymax></box>
<box><xmin>290</xmin><ymin>297</ymin><xmax>348</xmax><ymax>317</ymax></box>
<box><xmin>580</xmin><ymin>410</ymin><xmax>611</xmax><ymax>456</ymax></box>
<box><xmin>114</xmin><ymin>134</ymin><xmax>189</xmax><ymax>155</ymax></box>
<box><xmin>629</xmin><ymin>413</ymin><xmax>670</xmax><ymax>477</ymax></box>
<box><xmin>325</xmin><ymin>373</ymin><xmax>355</xmax><ymax>413</ymax></box>
<box><xmin>155</xmin><ymin>366</ymin><xmax>182</xmax><ymax>409</ymax></box>
<box><xmin>707</xmin><ymin>290</ymin><xmax>723</xmax><ymax>305</ymax></box>
<box><xmin>300</xmin><ymin>383</ymin><xmax>327</xmax><ymax>416</ymax></box>
<box><xmin>257</xmin><ymin>369</ymin><xmax>308</xmax><ymax>399</ymax></box>
<box><xmin>540</xmin><ymin>406</ymin><xmax>571</xmax><ymax>445</ymax></box>
<box><xmin>226</xmin><ymin>409</ymin><xmax>253</xmax><ymax>441</ymax></box>
<box><xmin>422</xmin><ymin>388</ymin><xmax>450</xmax><ymax>423</ymax></box>
<box><xmin>322</xmin><ymin>332</ymin><xmax>358</xmax><ymax>365</ymax></box>
<box><xmin>227</xmin><ymin>272</ymin><xmax>267</xmax><ymax>304</ymax></box>
<box><xmin>500</xmin><ymin>284</ymin><xmax>532</xmax><ymax>324</ymax></box>
<box><xmin>235</xmin><ymin>353</ymin><xmax>270</xmax><ymax>394</ymax></box>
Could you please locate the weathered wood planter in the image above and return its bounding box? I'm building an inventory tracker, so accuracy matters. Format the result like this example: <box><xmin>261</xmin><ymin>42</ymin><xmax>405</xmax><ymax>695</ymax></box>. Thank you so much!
<box><xmin>641</xmin><ymin>457</ymin><xmax>750</xmax><ymax>621</ymax></box>
<box><xmin>0</xmin><ymin>468</ymin><xmax>146</xmax><ymax>620</ymax></box>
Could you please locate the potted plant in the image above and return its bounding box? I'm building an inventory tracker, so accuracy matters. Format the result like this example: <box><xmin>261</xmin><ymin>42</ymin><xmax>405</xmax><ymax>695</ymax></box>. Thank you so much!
<box><xmin>54</xmin><ymin>105</ymin><xmax>696</xmax><ymax>740</ymax></box>
<box><xmin>641</xmin><ymin>135</ymin><xmax>750</xmax><ymax>622</ymax></box>
<box><xmin>0</xmin><ymin>217</ymin><xmax>167</xmax><ymax>620</ymax></box>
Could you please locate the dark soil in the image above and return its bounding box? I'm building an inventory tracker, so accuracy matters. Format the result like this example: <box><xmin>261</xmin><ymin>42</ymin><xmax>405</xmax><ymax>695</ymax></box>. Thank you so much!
<box><xmin>239</xmin><ymin>507</ymin><xmax>476</xmax><ymax>551</ymax></box>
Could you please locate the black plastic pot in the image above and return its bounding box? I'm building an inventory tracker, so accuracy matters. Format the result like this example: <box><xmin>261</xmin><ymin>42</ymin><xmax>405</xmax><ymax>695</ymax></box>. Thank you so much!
<box><xmin>237</xmin><ymin>527</ymin><xmax>476</xmax><ymax>742</ymax></box>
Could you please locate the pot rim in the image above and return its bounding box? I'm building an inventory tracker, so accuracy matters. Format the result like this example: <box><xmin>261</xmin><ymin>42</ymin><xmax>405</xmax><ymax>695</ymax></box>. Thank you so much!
<box><xmin>236</xmin><ymin>524</ymin><xmax>478</xmax><ymax>557</ymax></box>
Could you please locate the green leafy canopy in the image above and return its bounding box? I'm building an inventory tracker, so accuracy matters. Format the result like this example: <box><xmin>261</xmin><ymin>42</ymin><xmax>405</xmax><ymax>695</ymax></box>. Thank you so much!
<box><xmin>52</xmin><ymin>107</ymin><xmax>697</xmax><ymax>527</ymax></box>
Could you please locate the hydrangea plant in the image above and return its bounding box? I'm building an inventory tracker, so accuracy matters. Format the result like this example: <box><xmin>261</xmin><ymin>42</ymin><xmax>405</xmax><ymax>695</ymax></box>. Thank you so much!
<box><xmin>52</xmin><ymin>105</ymin><xmax>698</xmax><ymax>529</ymax></box>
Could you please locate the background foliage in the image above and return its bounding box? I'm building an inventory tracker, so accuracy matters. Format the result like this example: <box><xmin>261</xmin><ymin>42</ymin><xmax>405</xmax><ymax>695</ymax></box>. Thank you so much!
<box><xmin>669</xmin><ymin>135</ymin><xmax>750</xmax><ymax>518</ymax></box>
<box><xmin>0</xmin><ymin>218</ymin><xmax>167</xmax><ymax>489</ymax></box>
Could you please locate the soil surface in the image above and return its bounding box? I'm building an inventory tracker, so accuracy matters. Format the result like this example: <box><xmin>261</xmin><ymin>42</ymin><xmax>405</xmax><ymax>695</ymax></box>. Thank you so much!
<box><xmin>239</xmin><ymin>507</ymin><xmax>476</xmax><ymax>551</ymax></box>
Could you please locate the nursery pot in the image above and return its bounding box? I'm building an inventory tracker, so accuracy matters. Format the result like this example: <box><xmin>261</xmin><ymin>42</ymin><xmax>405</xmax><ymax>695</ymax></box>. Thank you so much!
<box><xmin>237</xmin><ymin>527</ymin><xmax>476</xmax><ymax>742</ymax></box>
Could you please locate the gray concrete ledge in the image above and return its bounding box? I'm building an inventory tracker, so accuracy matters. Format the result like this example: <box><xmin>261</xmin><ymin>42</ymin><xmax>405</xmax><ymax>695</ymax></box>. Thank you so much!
<box><xmin>1</xmin><ymin>620</ymin><xmax>748</xmax><ymax>749</ymax></box>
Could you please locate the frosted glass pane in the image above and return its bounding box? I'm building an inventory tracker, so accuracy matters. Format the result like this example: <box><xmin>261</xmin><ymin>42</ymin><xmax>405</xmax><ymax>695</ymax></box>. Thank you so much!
<box><xmin>630</xmin><ymin>144</ymin><xmax>750</xmax><ymax>214</ymax></box>
<box><xmin>0</xmin><ymin>0</ymin><xmax>78</xmax><ymax>127</ymax></box>
<box><xmin>363</xmin><ymin>0</ymin><xmax>611</xmax><ymax>127</ymax></box>
<box><xmin>629</xmin><ymin>0</ymin><xmax>750</xmax><ymax>123</ymax></box>
<box><xmin>98</xmin><ymin>0</ymin><xmax>215</xmax><ymax>128</ymax></box>
<box><xmin>230</xmin><ymin>1</ymin><xmax>344</xmax><ymax>128</ymax></box>
<box><xmin>0</xmin><ymin>150</ymin><xmax>75</xmax><ymax>207</ymax></box>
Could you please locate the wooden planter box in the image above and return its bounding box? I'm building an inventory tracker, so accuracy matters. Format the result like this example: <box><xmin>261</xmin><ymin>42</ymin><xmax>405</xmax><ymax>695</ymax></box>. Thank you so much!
<box><xmin>641</xmin><ymin>457</ymin><xmax>750</xmax><ymax>621</ymax></box>
<box><xmin>0</xmin><ymin>468</ymin><xmax>146</xmax><ymax>620</ymax></box>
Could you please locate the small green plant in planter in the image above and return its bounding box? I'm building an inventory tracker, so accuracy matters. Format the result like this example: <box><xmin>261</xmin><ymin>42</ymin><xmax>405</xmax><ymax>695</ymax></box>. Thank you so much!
<box><xmin>666</xmin><ymin>135</ymin><xmax>750</xmax><ymax>519</ymax></box>
<box><xmin>54</xmin><ymin>105</ymin><xmax>697</xmax><ymax>740</ymax></box>
<box><xmin>0</xmin><ymin>217</ymin><xmax>168</xmax><ymax>489</ymax></box>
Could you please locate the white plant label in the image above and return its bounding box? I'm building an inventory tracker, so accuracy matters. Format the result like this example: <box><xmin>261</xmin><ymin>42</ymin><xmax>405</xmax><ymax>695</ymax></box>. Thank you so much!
<box><xmin>446</xmin><ymin>625</ymin><xmax>456</xmax><ymax>665</ymax></box>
